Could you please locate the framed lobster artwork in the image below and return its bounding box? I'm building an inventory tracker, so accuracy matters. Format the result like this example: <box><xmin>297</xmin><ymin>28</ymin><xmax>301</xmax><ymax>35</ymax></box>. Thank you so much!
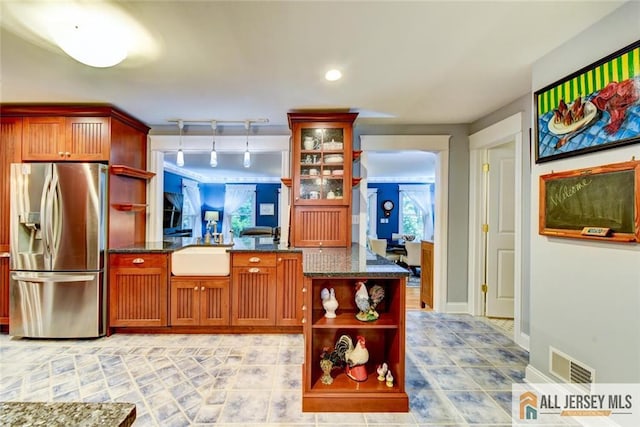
<box><xmin>534</xmin><ymin>40</ymin><xmax>640</xmax><ymax>163</ymax></box>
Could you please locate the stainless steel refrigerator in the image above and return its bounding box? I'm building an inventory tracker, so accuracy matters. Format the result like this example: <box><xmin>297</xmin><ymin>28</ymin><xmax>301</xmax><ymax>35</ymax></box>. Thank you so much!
<box><xmin>9</xmin><ymin>163</ymin><xmax>108</xmax><ymax>338</ymax></box>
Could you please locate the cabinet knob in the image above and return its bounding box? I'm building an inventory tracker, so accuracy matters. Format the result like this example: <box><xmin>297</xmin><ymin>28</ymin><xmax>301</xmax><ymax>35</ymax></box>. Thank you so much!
<box><xmin>301</xmin><ymin>305</ymin><xmax>307</xmax><ymax>311</ymax></box>
<box><xmin>58</xmin><ymin>151</ymin><xmax>65</xmax><ymax>157</ymax></box>
<box><xmin>132</xmin><ymin>258</ymin><xmax>144</xmax><ymax>264</ymax></box>
<box><xmin>65</xmin><ymin>152</ymin><xmax>71</xmax><ymax>157</ymax></box>
<box><xmin>302</xmin><ymin>287</ymin><xmax>307</xmax><ymax>293</ymax></box>
<box><xmin>301</xmin><ymin>318</ymin><xmax>306</xmax><ymax>324</ymax></box>
<box><xmin>248</xmin><ymin>267</ymin><xmax>260</xmax><ymax>273</ymax></box>
<box><xmin>201</xmin><ymin>286</ymin><xmax>205</xmax><ymax>291</ymax></box>
<box><xmin>249</xmin><ymin>257</ymin><xmax>261</xmax><ymax>263</ymax></box>
<box><xmin>194</xmin><ymin>286</ymin><xmax>198</xmax><ymax>290</ymax></box>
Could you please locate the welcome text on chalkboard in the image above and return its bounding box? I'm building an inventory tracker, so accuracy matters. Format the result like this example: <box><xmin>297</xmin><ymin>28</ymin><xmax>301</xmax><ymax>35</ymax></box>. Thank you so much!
<box><xmin>539</xmin><ymin>160</ymin><xmax>640</xmax><ymax>242</ymax></box>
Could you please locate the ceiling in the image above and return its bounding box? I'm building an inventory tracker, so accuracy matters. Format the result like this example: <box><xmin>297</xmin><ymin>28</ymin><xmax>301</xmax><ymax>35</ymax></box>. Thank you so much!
<box><xmin>0</xmin><ymin>1</ymin><xmax>624</xmax><ymax>180</ymax></box>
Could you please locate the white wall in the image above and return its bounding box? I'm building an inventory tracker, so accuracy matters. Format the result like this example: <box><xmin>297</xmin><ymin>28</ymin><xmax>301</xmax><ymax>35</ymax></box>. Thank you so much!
<box><xmin>529</xmin><ymin>2</ymin><xmax>640</xmax><ymax>382</ymax></box>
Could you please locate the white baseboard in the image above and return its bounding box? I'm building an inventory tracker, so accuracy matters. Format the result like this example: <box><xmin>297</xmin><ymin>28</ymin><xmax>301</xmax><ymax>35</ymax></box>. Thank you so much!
<box><xmin>444</xmin><ymin>302</ymin><xmax>469</xmax><ymax>313</ymax></box>
<box><xmin>524</xmin><ymin>364</ymin><xmax>555</xmax><ymax>385</ymax></box>
<box><xmin>516</xmin><ymin>331</ymin><xmax>530</xmax><ymax>351</ymax></box>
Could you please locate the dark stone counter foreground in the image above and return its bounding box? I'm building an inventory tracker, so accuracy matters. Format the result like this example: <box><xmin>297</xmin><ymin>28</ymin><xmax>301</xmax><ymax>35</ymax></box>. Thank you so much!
<box><xmin>0</xmin><ymin>402</ymin><xmax>136</xmax><ymax>427</ymax></box>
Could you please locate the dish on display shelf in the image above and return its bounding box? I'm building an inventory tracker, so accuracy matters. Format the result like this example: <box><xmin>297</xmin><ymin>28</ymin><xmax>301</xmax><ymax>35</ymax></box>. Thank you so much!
<box><xmin>332</xmin><ymin>169</ymin><xmax>344</xmax><ymax>176</ymax></box>
<box><xmin>324</xmin><ymin>154</ymin><xmax>343</xmax><ymax>163</ymax></box>
<box><xmin>322</xmin><ymin>140</ymin><xmax>343</xmax><ymax>150</ymax></box>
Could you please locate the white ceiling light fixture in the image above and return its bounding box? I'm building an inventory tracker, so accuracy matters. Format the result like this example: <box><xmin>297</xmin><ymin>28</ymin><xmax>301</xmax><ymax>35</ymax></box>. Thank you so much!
<box><xmin>325</xmin><ymin>69</ymin><xmax>342</xmax><ymax>81</ymax></box>
<box><xmin>210</xmin><ymin>120</ymin><xmax>218</xmax><ymax>167</ymax></box>
<box><xmin>176</xmin><ymin>120</ymin><xmax>185</xmax><ymax>167</ymax></box>
<box><xmin>1</xmin><ymin>1</ymin><xmax>160</xmax><ymax>68</ymax></box>
<box><xmin>243</xmin><ymin>120</ymin><xmax>251</xmax><ymax>168</ymax></box>
<box><xmin>54</xmin><ymin>21</ymin><xmax>128</xmax><ymax>68</ymax></box>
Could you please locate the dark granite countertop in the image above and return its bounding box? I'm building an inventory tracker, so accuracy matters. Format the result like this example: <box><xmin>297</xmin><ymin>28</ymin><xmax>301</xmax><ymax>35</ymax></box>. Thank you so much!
<box><xmin>108</xmin><ymin>236</ymin><xmax>292</xmax><ymax>254</ymax></box>
<box><xmin>302</xmin><ymin>244</ymin><xmax>410</xmax><ymax>278</ymax></box>
<box><xmin>0</xmin><ymin>402</ymin><xmax>135</xmax><ymax>427</ymax></box>
<box><xmin>109</xmin><ymin>240</ymin><xmax>407</xmax><ymax>277</ymax></box>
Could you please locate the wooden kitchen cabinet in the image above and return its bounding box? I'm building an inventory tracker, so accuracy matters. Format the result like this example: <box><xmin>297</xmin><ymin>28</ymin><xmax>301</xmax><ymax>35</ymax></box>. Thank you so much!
<box><xmin>275</xmin><ymin>252</ymin><xmax>304</xmax><ymax>326</ymax></box>
<box><xmin>303</xmin><ymin>274</ymin><xmax>408</xmax><ymax>412</ymax></box>
<box><xmin>231</xmin><ymin>253</ymin><xmax>277</xmax><ymax>326</ymax></box>
<box><xmin>420</xmin><ymin>240</ymin><xmax>434</xmax><ymax>308</ymax></box>
<box><xmin>0</xmin><ymin>104</ymin><xmax>151</xmax><ymax>249</ymax></box>
<box><xmin>288</xmin><ymin>112</ymin><xmax>358</xmax><ymax>247</ymax></box>
<box><xmin>231</xmin><ymin>251</ymin><xmax>303</xmax><ymax>327</ymax></box>
<box><xmin>170</xmin><ymin>277</ymin><xmax>230</xmax><ymax>326</ymax></box>
<box><xmin>109</xmin><ymin>253</ymin><xmax>169</xmax><ymax>327</ymax></box>
<box><xmin>22</xmin><ymin>116</ymin><xmax>110</xmax><ymax>161</ymax></box>
<box><xmin>0</xmin><ymin>117</ymin><xmax>23</xmax><ymax>325</ymax></box>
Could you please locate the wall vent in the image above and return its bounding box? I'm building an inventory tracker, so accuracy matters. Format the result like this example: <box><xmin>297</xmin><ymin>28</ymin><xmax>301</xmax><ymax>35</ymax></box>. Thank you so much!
<box><xmin>549</xmin><ymin>347</ymin><xmax>595</xmax><ymax>390</ymax></box>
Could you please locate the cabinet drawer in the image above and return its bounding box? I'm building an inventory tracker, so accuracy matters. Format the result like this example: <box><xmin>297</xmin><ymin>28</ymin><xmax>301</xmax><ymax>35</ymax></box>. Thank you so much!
<box><xmin>110</xmin><ymin>253</ymin><xmax>167</xmax><ymax>268</ymax></box>
<box><xmin>232</xmin><ymin>253</ymin><xmax>277</xmax><ymax>267</ymax></box>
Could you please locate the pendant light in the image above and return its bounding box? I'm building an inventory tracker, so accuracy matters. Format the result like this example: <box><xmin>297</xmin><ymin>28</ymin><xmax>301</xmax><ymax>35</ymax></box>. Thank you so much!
<box><xmin>243</xmin><ymin>120</ymin><xmax>251</xmax><ymax>168</ymax></box>
<box><xmin>210</xmin><ymin>120</ymin><xmax>218</xmax><ymax>167</ymax></box>
<box><xmin>176</xmin><ymin>119</ymin><xmax>185</xmax><ymax>167</ymax></box>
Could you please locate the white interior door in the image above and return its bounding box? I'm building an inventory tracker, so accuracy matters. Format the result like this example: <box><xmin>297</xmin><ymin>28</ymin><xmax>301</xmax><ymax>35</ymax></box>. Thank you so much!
<box><xmin>486</xmin><ymin>141</ymin><xmax>515</xmax><ymax>318</ymax></box>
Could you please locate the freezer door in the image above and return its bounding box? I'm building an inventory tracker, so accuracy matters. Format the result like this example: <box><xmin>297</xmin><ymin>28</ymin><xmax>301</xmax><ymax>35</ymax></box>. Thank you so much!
<box><xmin>10</xmin><ymin>163</ymin><xmax>50</xmax><ymax>271</ymax></box>
<box><xmin>9</xmin><ymin>271</ymin><xmax>105</xmax><ymax>338</ymax></box>
<box><xmin>51</xmin><ymin>163</ymin><xmax>107</xmax><ymax>271</ymax></box>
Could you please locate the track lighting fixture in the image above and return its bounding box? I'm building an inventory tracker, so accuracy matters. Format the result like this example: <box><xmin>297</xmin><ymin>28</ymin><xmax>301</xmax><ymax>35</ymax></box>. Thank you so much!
<box><xmin>243</xmin><ymin>120</ymin><xmax>251</xmax><ymax>168</ymax></box>
<box><xmin>168</xmin><ymin>118</ymin><xmax>267</xmax><ymax>168</ymax></box>
<box><xmin>176</xmin><ymin>119</ymin><xmax>184</xmax><ymax>167</ymax></box>
<box><xmin>210</xmin><ymin>120</ymin><xmax>218</xmax><ymax>167</ymax></box>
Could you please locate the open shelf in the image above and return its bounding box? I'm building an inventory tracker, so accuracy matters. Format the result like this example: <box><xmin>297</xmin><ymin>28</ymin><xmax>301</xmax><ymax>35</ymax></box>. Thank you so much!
<box><xmin>112</xmin><ymin>203</ymin><xmax>148</xmax><ymax>212</ymax></box>
<box><xmin>110</xmin><ymin>165</ymin><xmax>155</xmax><ymax>180</ymax></box>
<box><xmin>310</xmin><ymin>370</ymin><xmax>401</xmax><ymax>393</ymax></box>
<box><xmin>312</xmin><ymin>311</ymin><xmax>399</xmax><ymax>329</ymax></box>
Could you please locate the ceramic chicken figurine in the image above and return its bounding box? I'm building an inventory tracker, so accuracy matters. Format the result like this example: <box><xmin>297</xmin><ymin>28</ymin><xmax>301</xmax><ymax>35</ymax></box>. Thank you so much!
<box><xmin>376</xmin><ymin>362</ymin><xmax>388</xmax><ymax>381</ymax></box>
<box><xmin>344</xmin><ymin>335</ymin><xmax>369</xmax><ymax>382</ymax></box>
<box><xmin>325</xmin><ymin>335</ymin><xmax>369</xmax><ymax>382</ymax></box>
<box><xmin>386</xmin><ymin>369</ymin><xmax>394</xmax><ymax>387</ymax></box>
<box><xmin>321</xmin><ymin>287</ymin><xmax>338</xmax><ymax>318</ymax></box>
<box><xmin>355</xmin><ymin>282</ymin><xmax>385</xmax><ymax>322</ymax></box>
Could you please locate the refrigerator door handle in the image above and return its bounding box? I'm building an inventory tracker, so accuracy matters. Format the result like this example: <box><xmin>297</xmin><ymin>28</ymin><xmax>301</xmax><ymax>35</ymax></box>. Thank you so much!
<box><xmin>49</xmin><ymin>170</ymin><xmax>62</xmax><ymax>263</ymax></box>
<box><xmin>40</xmin><ymin>166</ymin><xmax>53</xmax><ymax>261</ymax></box>
<box><xmin>11</xmin><ymin>273</ymin><xmax>96</xmax><ymax>283</ymax></box>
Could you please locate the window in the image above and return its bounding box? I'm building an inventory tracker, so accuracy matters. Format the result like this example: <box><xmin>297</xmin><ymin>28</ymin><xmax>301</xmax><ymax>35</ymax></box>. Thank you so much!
<box><xmin>222</xmin><ymin>184</ymin><xmax>256</xmax><ymax>237</ymax></box>
<box><xmin>230</xmin><ymin>196</ymin><xmax>255</xmax><ymax>236</ymax></box>
<box><xmin>399</xmin><ymin>184</ymin><xmax>434</xmax><ymax>241</ymax></box>
<box><xmin>400</xmin><ymin>193</ymin><xmax>424</xmax><ymax>239</ymax></box>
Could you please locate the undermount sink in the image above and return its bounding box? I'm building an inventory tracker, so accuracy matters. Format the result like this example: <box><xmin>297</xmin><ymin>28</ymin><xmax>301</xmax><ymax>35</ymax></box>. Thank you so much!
<box><xmin>171</xmin><ymin>246</ymin><xmax>230</xmax><ymax>276</ymax></box>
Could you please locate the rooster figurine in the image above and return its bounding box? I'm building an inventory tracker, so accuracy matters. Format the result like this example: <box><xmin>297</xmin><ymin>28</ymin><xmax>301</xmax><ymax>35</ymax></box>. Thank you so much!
<box><xmin>354</xmin><ymin>282</ymin><xmax>385</xmax><ymax>322</ymax></box>
<box><xmin>325</xmin><ymin>334</ymin><xmax>369</xmax><ymax>382</ymax></box>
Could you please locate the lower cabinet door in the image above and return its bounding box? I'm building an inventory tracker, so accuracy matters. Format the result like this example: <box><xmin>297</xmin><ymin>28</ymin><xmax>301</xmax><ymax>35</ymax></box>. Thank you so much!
<box><xmin>231</xmin><ymin>267</ymin><xmax>276</xmax><ymax>326</ymax></box>
<box><xmin>199</xmin><ymin>278</ymin><xmax>230</xmax><ymax>326</ymax></box>
<box><xmin>170</xmin><ymin>278</ymin><xmax>199</xmax><ymax>326</ymax></box>
<box><xmin>171</xmin><ymin>277</ymin><xmax>230</xmax><ymax>326</ymax></box>
<box><xmin>109</xmin><ymin>254</ymin><xmax>168</xmax><ymax>327</ymax></box>
<box><xmin>276</xmin><ymin>253</ymin><xmax>303</xmax><ymax>326</ymax></box>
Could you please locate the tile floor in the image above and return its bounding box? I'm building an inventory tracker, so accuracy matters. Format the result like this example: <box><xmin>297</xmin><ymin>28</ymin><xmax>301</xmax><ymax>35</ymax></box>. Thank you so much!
<box><xmin>0</xmin><ymin>312</ymin><xmax>529</xmax><ymax>426</ymax></box>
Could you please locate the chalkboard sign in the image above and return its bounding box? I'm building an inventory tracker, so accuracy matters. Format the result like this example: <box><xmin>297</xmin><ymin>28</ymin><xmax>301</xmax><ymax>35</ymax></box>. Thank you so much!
<box><xmin>539</xmin><ymin>160</ymin><xmax>640</xmax><ymax>242</ymax></box>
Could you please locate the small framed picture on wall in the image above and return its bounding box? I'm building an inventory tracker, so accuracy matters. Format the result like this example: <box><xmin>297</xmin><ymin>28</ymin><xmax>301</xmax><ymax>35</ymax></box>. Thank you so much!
<box><xmin>259</xmin><ymin>203</ymin><xmax>275</xmax><ymax>216</ymax></box>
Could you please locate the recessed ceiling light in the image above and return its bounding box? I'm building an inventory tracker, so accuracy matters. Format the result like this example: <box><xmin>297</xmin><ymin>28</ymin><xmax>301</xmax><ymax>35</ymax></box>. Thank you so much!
<box><xmin>325</xmin><ymin>69</ymin><xmax>342</xmax><ymax>81</ymax></box>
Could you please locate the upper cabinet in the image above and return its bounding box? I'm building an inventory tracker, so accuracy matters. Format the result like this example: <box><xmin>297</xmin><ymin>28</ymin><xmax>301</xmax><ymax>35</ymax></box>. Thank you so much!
<box><xmin>22</xmin><ymin>116</ymin><xmax>110</xmax><ymax>161</ymax></box>
<box><xmin>0</xmin><ymin>104</ymin><xmax>152</xmax><ymax>248</ymax></box>
<box><xmin>288</xmin><ymin>112</ymin><xmax>358</xmax><ymax>247</ymax></box>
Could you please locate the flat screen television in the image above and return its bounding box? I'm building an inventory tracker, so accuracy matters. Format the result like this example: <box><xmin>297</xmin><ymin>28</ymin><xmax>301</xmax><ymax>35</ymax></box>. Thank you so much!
<box><xmin>163</xmin><ymin>192</ymin><xmax>184</xmax><ymax>233</ymax></box>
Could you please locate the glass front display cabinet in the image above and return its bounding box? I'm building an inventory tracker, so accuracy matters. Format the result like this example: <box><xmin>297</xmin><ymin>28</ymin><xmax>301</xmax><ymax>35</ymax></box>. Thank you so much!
<box><xmin>287</xmin><ymin>112</ymin><xmax>358</xmax><ymax>247</ymax></box>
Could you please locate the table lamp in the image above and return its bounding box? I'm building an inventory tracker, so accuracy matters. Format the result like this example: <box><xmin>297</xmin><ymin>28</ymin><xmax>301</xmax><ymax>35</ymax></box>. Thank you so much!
<box><xmin>204</xmin><ymin>211</ymin><xmax>219</xmax><ymax>234</ymax></box>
